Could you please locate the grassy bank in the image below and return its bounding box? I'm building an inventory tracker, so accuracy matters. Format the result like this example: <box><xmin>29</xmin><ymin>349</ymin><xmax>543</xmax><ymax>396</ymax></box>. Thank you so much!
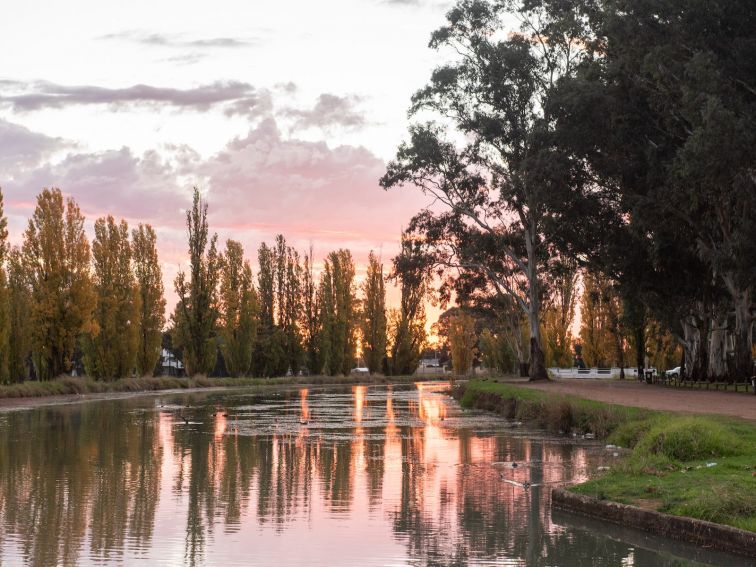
<box><xmin>457</xmin><ymin>379</ymin><xmax>756</xmax><ymax>532</ymax></box>
<box><xmin>0</xmin><ymin>373</ymin><xmax>440</xmax><ymax>400</ymax></box>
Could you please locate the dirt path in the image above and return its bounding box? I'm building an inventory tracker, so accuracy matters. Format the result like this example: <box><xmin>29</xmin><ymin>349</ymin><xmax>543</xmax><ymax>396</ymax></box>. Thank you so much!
<box><xmin>512</xmin><ymin>378</ymin><xmax>756</xmax><ymax>421</ymax></box>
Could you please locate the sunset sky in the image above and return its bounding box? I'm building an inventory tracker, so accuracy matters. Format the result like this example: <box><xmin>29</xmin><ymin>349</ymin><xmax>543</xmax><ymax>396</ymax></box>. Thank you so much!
<box><xmin>0</xmin><ymin>0</ymin><xmax>458</xmax><ymax>325</ymax></box>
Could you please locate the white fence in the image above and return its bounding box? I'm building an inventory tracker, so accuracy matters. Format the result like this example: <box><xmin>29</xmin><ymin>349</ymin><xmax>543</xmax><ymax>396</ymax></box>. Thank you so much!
<box><xmin>548</xmin><ymin>367</ymin><xmax>654</xmax><ymax>379</ymax></box>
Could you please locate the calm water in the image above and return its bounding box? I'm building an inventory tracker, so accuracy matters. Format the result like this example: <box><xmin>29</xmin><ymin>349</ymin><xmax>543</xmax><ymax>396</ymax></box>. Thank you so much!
<box><xmin>0</xmin><ymin>382</ymin><xmax>747</xmax><ymax>566</ymax></box>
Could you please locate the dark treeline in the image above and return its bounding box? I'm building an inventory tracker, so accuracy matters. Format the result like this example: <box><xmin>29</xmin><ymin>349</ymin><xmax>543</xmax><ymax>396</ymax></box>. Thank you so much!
<box><xmin>382</xmin><ymin>0</ymin><xmax>754</xmax><ymax>382</ymax></box>
<box><xmin>0</xmin><ymin>185</ymin><xmax>429</xmax><ymax>383</ymax></box>
<box><xmin>0</xmin><ymin>187</ymin><xmax>165</xmax><ymax>383</ymax></box>
<box><xmin>171</xmin><ymin>188</ymin><xmax>429</xmax><ymax>378</ymax></box>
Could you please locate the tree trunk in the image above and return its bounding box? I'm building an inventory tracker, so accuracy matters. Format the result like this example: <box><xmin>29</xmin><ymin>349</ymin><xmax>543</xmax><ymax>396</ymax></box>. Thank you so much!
<box><xmin>681</xmin><ymin>314</ymin><xmax>705</xmax><ymax>381</ymax></box>
<box><xmin>634</xmin><ymin>321</ymin><xmax>644</xmax><ymax>381</ymax></box>
<box><xmin>503</xmin><ymin>315</ymin><xmax>527</xmax><ymax>377</ymax></box>
<box><xmin>613</xmin><ymin>319</ymin><xmax>625</xmax><ymax>379</ymax></box>
<box><xmin>524</xmin><ymin>221</ymin><xmax>547</xmax><ymax>381</ymax></box>
<box><xmin>731</xmin><ymin>288</ymin><xmax>754</xmax><ymax>381</ymax></box>
<box><xmin>720</xmin><ymin>275</ymin><xmax>753</xmax><ymax>381</ymax></box>
<box><xmin>707</xmin><ymin>313</ymin><xmax>728</xmax><ymax>380</ymax></box>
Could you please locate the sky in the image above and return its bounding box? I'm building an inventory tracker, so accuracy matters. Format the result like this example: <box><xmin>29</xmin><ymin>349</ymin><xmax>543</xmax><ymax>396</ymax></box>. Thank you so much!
<box><xmin>0</xmin><ymin>0</ymin><xmax>459</xmax><ymax>330</ymax></box>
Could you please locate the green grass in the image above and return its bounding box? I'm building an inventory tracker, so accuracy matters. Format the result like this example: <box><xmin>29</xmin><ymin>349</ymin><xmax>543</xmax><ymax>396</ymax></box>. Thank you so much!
<box><xmin>458</xmin><ymin>379</ymin><xmax>756</xmax><ymax>532</ymax></box>
<box><xmin>0</xmin><ymin>373</ymin><xmax>442</xmax><ymax>400</ymax></box>
<box><xmin>457</xmin><ymin>379</ymin><xmax>649</xmax><ymax>437</ymax></box>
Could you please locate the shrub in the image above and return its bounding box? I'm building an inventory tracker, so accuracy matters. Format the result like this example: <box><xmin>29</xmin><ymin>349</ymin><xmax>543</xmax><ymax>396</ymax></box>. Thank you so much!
<box><xmin>634</xmin><ymin>417</ymin><xmax>745</xmax><ymax>461</ymax></box>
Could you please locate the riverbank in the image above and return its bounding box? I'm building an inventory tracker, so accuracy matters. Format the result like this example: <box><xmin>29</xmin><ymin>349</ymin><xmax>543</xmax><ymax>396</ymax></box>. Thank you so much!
<box><xmin>518</xmin><ymin>376</ymin><xmax>756</xmax><ymax>421</ymax></box>
<box><xmin>455</xmin><ymin>379</ymin><xmax>756</xmax><ymax>538</ymax></box>
<box><xmin>0</xmin><ymin>373</ymin><xmax>443</xmax><ymax>406</ymax></box>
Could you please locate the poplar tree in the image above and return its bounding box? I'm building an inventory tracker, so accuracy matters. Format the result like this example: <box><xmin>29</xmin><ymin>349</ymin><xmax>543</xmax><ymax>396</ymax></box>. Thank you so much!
<box><xmin>319</xmin><ymin>249</ymin><xmax>357</xmax><ymax>376</ymax></box>
<box><xmin>257</xmin><ymin>243</ymin><xmax>275</xmax><ymax>328</ymax></box>
<box><xmin>360</xmin><ymin>251</ymin><xmax>387</xmax><ymax>374</ymax></box>
<box><xmin>253</xmin><ymin>241</ymin><xmax>285</xmax><ymax>376</ymax></box>
<box><xmin>275</xmin><ymin>235</ymin><xmax>303</xmax><ymax>374</ymax></box>
<box><xmin>7</xmin><ymin>248</ymin><xmax>32</xmax><ymax>382</ymax></box>
<box><xmin>0</xmin><ymin>189</ymin><xmax>8</xmax><ymax>383</ymax></box>
<box><xmin>173</xmin><ymin>187</ymin><xmax>220</xmax><ymax>376</ymax></box>
<box><xmin>84</xmin><ymin>216</ymin><xmax>140</xmax><ymax>379</ymax></box>
<box><xmin>301</xmin><ymin>247</ymin><xmax>320</xmax><ymax>374</ymax></box>
<box><xmin>388</xmin><ymin>234</ymin><xmax>428</xmax><ymax>376</ymax></box>
<box><xmin>579</xmin><ymin>272</ymin><xmax>626</xmax><ymax>369</ymax></box>
<box><xmin>541</xmin><ymin>261</ymin><xmax>578</xmax><ymax>368</ymax></box>
<box><xmin>448</xmin><ymin>313</ymin><xmax>476</xmax><ymax>375</ymax></box>
<box><xmin>22</xmin><ymin>188</ymin><xmax>95</xmax><ymax>379</ymax></box>
<box><xmin>381</xmin><ymin>1</ymin><xmax>592</xmax><ymax>380</ymax></box>
<box><xmin>218</xmin><ymin>239</ymin><xmax>257</xmax><ymax>377</ymax></box>
<box><xmin>132</xmin><ymin>224</ymin><xmax>166</xmax><ymax>376</ymax></box>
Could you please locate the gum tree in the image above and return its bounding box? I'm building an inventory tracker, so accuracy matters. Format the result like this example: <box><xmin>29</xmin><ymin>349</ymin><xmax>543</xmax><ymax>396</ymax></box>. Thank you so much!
<box><xmin>381</xmin><ymin>0</ymin><xmax>588</xmax><ymax>380</ymax></box>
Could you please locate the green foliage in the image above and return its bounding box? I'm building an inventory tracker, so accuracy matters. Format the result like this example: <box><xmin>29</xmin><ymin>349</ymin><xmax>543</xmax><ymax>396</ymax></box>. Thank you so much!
<box><xmin>448</xmin><ymin>312</ymin><xmax>476</xmax><ymax>375</ymax></box>
<box><xmin>252</xmin><ymin>326</ymin><xmax>287</xmax><ymax>378</ymax></box>
<box><xmin>360</xmin><ymin>251</ymin><xmax>387</xmax><ymax>374</ymax></box>
<box><xmin>381</xmin><ymin>0</ymin><xmax>590</xmax><ymax>381</ymax></box>
<box><xmin>172</xmin><ymin>188</ymin><xmax>220</xmax><ymax>376</ymax></box>
<box><xmin>479</xmin><ymin>329</ymin><xmax>516</xmax><ymax>374</ymax></box>
<box><xmin>252</xmin><ymin>236</ymin><xmax>304</xmax><ymax>377</ymax></box>
<box><xmin>22</xmin><ymin>188</ymin><xmax>95</xmax><ymax>380</ymax></box>
<box><xmin>300</xmin><ymin>248</ymin><xmax>320</xmax><ymax>374</ymax></box>
<box><xmin>319</xmin><ymin>249</ymin><xmax>357</xmax><ymax>376</ymax></box>
<box><xmin>7</xmin><ymin>248</ymin><xmax>31</xmax><ymax>382</ymax></box>
<box><xmin>387</xmin><ymin>233</ymin><xmax>428</xmax><ymax>376</ymax></box>
<box><xmin>218</xmin><ymin>240</ymin><xmax>258</xmax><ymax>377</ymax></box>
<box><xmin>461</xmin><ymin>379</ymin><xmax>756</xmax><ymax>531</ymax></box>
<box><xmin>257</xmin><ymin>242</ymin><xmax>275</xmax><ymax>329</ymax></box>
<box><xmin>579</xmin><ymin>271</ymin><xmax>624</xmax><ymax>368</ymax></box>
<box><xmin>132</xmin><ymin>224</ymin><xmax>166</xmax><ymax>377</ymax></box>
<box><xmin>276</xmin><ymin>236</ymin><xmax>303</xmax><ymax>375</ymax></box>
<box><xmin>459</xmin><ymin>379</ymin><xmax>649</xmax><ymax>436</ymax></box>
<box><xmin>675</xmin><ymin>483</ymin><xmax>756</xmax><ymax>531</ymax></box>
<box><xmin>83</xmin><ymin>216</ymin><xmax>140</xmax><ymax>380</ymax></box>
<box><xmin>541</xmin><ymin>259</ymin><xmax>578</xmax><ymax>368</ymax></box>
<box><xmin>0</xmin><ymin>189</ymin><xmax>8</xmax><ymax>384</ymax></box>
<box><xmin>634</xmin><ymin>417</ymin><xmax>744</xmax><ymax>462</ymax></box>
<box><xmin>550</xmin><ymin>0</ymin><xmax>756</xmax><ymax>381</ymax></box>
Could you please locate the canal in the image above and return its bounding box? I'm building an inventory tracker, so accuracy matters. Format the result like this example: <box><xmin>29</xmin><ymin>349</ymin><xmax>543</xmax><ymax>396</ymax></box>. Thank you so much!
<box><xmin>0</xmin><ymin>382</ymin><xmax>746</xmax><ymax>566</ymax></box>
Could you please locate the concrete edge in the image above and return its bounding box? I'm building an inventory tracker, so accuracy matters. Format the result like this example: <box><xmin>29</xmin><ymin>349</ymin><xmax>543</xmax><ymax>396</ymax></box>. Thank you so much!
<box><xmin>551</xmin><ymin>488</ymin><xmax>756</xmax><ymax>558</ymax></box>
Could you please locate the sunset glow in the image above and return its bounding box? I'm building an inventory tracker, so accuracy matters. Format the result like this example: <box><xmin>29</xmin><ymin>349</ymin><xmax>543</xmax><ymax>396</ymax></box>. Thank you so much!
<box><xmin>0</xmin><ymin>0</ymin><xmax>453</xmax><ymax>322</ymax></box>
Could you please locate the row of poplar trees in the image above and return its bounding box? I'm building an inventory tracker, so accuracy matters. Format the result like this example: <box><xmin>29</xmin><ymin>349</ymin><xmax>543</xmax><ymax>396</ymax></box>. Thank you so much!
<box><xmin>172</xmin><ymin>188</ymin><xmax>429</xmax><ymax>378</ymax></box>
<box><xmin>0</xmin><ymin>187</ymin><xmax>165</xmax><ymax>383</ymax></box>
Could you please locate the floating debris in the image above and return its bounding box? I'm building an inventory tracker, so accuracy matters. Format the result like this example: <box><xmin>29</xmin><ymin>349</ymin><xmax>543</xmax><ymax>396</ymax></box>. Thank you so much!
<box><xmin>499</xmin><ymin>476</ymin><xmax>540</xmax><ymax>490</ymax></box>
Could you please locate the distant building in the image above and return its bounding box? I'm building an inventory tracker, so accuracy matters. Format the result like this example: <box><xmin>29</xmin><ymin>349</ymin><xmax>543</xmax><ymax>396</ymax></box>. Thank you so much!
<box><xmin>160</xmin><ymin>348</ymin><xmax>185</xmax><ymax>377</ymax></box>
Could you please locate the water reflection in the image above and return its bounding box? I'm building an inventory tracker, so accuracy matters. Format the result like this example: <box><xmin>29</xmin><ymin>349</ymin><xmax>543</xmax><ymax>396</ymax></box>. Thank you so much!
<box><xmin>0</xmin><ymin>384</ymin><xmax>747</xmax><ymax>566</ymax></box>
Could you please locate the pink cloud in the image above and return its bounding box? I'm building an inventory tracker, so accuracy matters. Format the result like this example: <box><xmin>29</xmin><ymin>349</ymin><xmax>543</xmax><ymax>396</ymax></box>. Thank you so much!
<box><xmin>2</xmin><ymin>117</ymin><xmax>435</xmax><ymax>318</ymax></box>
<box><xmin>201</xmin><ymin>118</ymin><xmax>429</xmax><ymax>245</ymax></box>
<box><xmin>0</xmin><ymin>118</ymin><xmax>70</xmax><ymax>171</ymax></box>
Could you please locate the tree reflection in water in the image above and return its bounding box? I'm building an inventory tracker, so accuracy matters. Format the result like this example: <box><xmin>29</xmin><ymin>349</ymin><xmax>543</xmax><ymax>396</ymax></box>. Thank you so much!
<box><xmin>0</xmin><ymin>384</ymin><xmax>736</xmax><ymax>566</ymax></box>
